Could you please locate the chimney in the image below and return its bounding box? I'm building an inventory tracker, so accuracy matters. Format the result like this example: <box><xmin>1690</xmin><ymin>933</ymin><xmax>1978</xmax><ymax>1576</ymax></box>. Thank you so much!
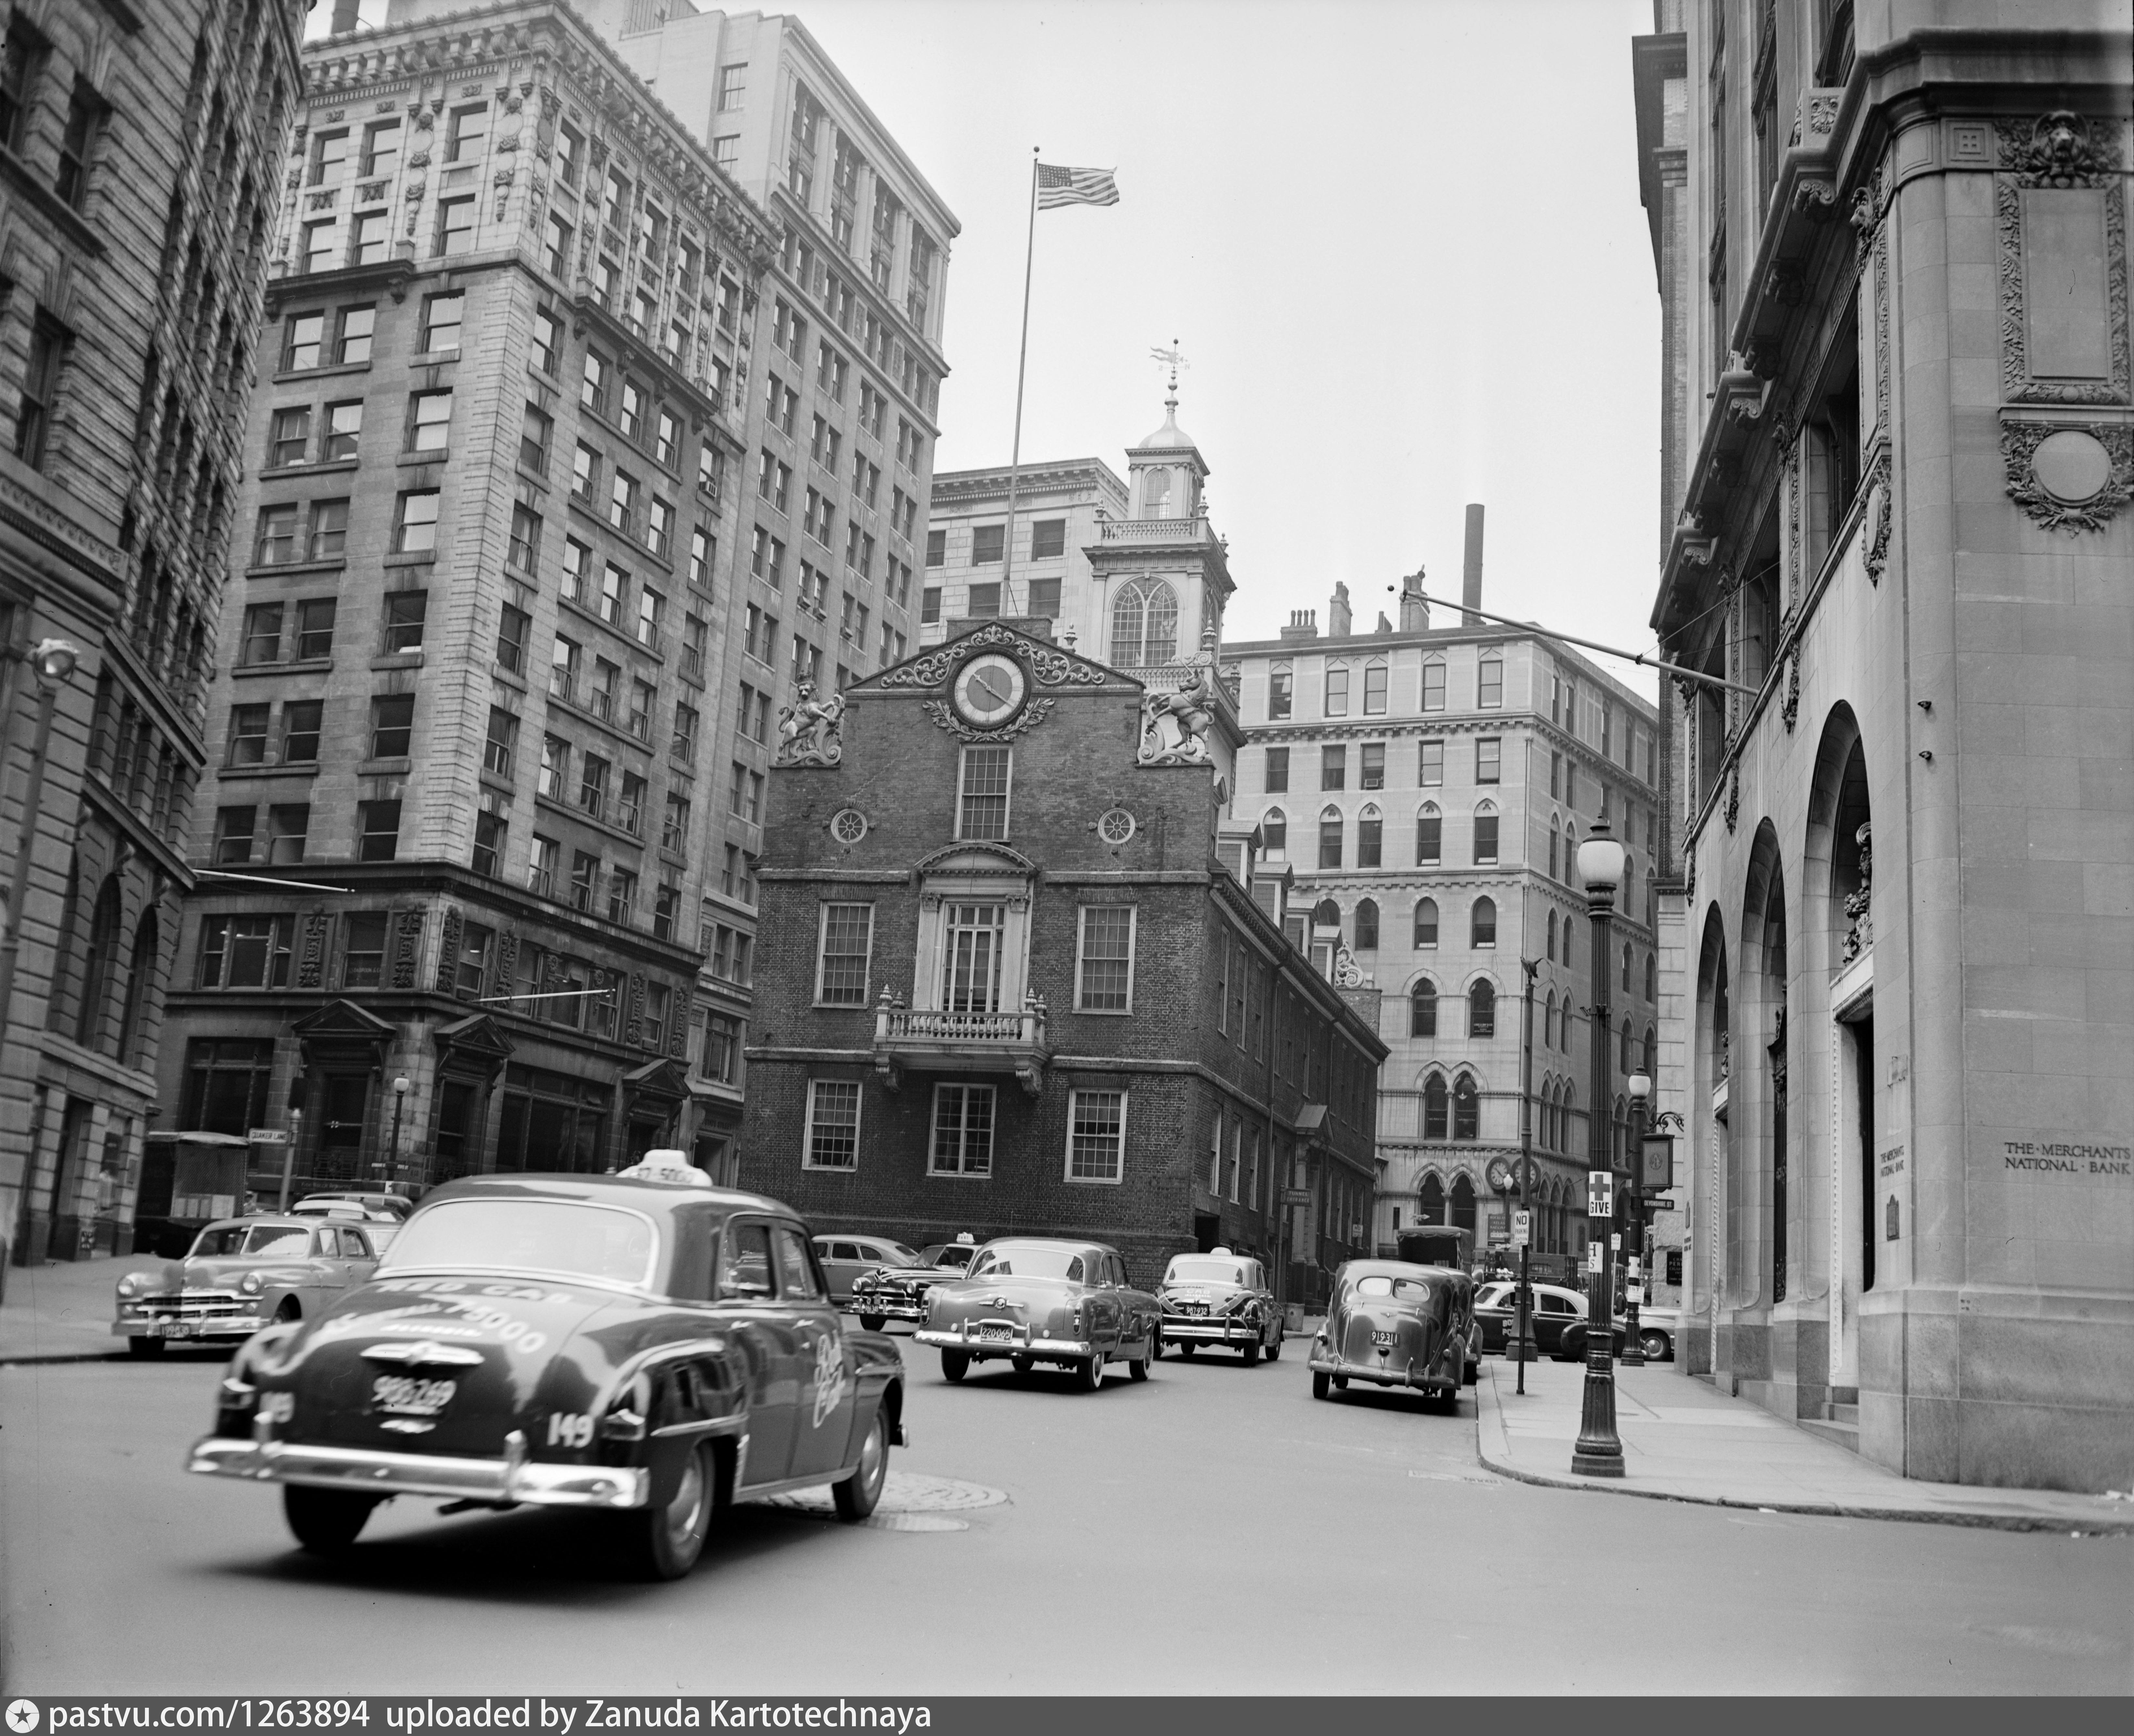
<box><xmin>1399</xmin><ymin>566</ymin><xmax>1430</xmax><ymax>632</ymax></box>
<box><xmin>1461</xmin><ymin>504</ymin><xmax>1485</xmax><ymax>625</ymax></box>
<box><xmin>1374</xmin><ymin>611</ymin><xmax>1392</xmax><ymax>635</ymax></box>
<box><xmin>330</xmin><ymin>0</ymin><xmax>364</xmax><ymax>33</ymax></box>
<box><xmin>1278</xmin><ymin>609</ymin><xmax>1319</xmax><ymax>642</ymax></box>
<box><xmin>1327</xmin><ymin>581</ymin><xmax>1353</xmax><ymax>638</ymax></box>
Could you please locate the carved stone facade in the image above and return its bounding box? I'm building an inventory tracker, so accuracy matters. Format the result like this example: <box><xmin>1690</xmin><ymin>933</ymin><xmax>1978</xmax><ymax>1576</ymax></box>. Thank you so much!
<box><xmin>1</xmin><ymin>2</ymin><xmax>307</xmax><ymax>1278</ymax></box>
<box><xmin>1634</xmin><ymin>7</ymin><xmax>2132</xmax><ymax>1491</ymax></box>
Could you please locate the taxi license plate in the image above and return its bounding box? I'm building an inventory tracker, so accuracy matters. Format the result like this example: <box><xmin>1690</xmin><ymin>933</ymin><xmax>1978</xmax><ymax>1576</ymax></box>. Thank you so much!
<box><xmin>159</xmin><ymin>1322</ymin><xmax>196</xmax><ymax>1338</ymax></box>
<box><xmin>977</xmin><ymin>1323</ymin><xmax>1014</xmax><ymax>1342</ymax></box>
<box><xmin>1371</xmin><ymin>1330</ymin><xmax>1396</xmax><ymax>1347</ymax></box>
<box><xmin>1181</xmin><ymin>1303</ymin><xmax>1209</xmax><ymax>1316</ymax></box>
<box><xmin>372</xmin><ymin>1375</ymin><xmax>457</xmax><ymax>1417</ymax></box>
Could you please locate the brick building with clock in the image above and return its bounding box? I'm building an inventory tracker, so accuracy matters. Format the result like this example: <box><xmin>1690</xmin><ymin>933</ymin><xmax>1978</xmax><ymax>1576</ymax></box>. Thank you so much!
<box><xmin>739</xmin><ymin>618</ymin><xmax>1385</xmax><ymax>1302</ymax></box>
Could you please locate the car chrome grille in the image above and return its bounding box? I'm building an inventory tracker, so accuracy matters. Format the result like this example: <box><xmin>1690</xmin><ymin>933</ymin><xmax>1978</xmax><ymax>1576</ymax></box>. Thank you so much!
<box><xmin>132</xmin><ymin>1292</ymin><xmax>250</xmax><ymax>1320</ymax></box>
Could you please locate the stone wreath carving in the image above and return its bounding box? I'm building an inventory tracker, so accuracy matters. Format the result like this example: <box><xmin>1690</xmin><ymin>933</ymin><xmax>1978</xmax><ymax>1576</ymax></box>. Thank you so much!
<box><xmin>1723</xmin><ymin>762</ymin><xmax>1741</xmax><ymax>836</ymax></box>
<box><xmin>774</xmin><ymin>680</ymin><xmax>845</xmax><ymax>765</ymax></box>
<box><xmin>920</xmin><ymin>695</ymin><xmax>1055</xmax><ymax>744</ymax></box>
<box><xmin>1780</xmin><ymin>645</ymin><xmax>1801</xmax><ymax>735</ymax></box>
<box><xmin>1138</xmin><ymin>661</ymin><xmax>1220</xmax><ymax>767</ymax></box>
<box><xmin>2001</xmin><ymin>421</ymin><xmax>2134</xmax><ymax>533</ymax></box>
<box><xmin>1995</xmin><ymin>112</ymin><xmax>2129</xmax><ymax>406</ymax></box>
<box><xmin>878</xmin><ymin>622</ymin><xmax>1108</xmax><ymax>691</ymax></box>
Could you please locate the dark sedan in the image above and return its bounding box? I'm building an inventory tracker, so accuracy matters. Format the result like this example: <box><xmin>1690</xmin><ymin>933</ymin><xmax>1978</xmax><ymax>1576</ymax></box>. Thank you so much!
<box><xmin>186</xmin><ymin>1159</ymin><xmax>907</xmax><ymax>1579</ymax></box>
<box><xmin>1309</xmin><ymin>1260</ymin><xmax>1478</xmax><ymax>1411</ymax></box>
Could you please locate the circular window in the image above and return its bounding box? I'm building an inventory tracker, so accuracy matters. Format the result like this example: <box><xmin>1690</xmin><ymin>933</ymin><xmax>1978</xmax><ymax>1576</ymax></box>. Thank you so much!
<box><xmin>830</xmin><ymin>808</ymin><xmax>869</xmax><ymax>845</ymax></box>
<box><xmin>1097</xmin><ymin>807</ymin><xmax>1136</xmax><ymax>845</ymax></box>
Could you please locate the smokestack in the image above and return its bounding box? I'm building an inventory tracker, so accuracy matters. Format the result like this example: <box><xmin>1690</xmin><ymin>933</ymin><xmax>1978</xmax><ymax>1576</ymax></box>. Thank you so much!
<box><xmin>329</xmin><ymin>0</ymin><xmax>364</xmax><ymax>33</ymax></box>
<box><xmin>1461</xmin><ymin>504</ymin><xmax>1485</xmax><ymax>625</ymax></box>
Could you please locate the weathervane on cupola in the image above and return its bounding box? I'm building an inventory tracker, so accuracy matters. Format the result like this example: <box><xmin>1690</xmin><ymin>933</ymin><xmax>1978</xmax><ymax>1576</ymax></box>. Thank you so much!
<box><xmin>1129</xmin><ymin>340</ymin><xmax>1207</xmax><ymax>522</ymax></box>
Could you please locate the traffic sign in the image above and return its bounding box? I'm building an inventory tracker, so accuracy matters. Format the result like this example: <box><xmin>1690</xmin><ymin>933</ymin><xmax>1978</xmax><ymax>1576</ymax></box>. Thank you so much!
<box><xmin>1586</xmin><ymin>1243</ymin><xmax>1604</xmax><ymax>1274</ymax></box>
<box><xmin>248</xmin><ymin>1128</ymin><xmax>288</xmax><ymax>1146</ymax></box>
<box><xmin>1588</xmin><ymin>1170</ymin><xmax>1614</xmax><ymax>1217</ymax></box>
<box><xmin>1511</xmin><ymin>1209</ymin><xmax>1531</xmax><ymax>1249</ymax></box>
<box><xmin>1282</xmin><ymin>1188</ymin><xmax>1312</xmax><ymax>1206</ymax></box>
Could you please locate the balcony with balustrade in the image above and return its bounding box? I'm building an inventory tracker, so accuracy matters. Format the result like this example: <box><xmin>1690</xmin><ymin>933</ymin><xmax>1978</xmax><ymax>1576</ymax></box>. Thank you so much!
<box><xmin>871</xmin><ymin>988</ymin><xmax>1048</xmax><ymax>1096</ymax></box>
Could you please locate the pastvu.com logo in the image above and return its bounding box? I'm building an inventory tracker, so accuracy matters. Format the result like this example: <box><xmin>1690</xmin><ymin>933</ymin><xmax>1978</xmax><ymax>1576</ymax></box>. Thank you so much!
<box><xmin>7</xmin><ymin>1699</ymin><xmax>40</xmax><ymax>1733</ymax></box>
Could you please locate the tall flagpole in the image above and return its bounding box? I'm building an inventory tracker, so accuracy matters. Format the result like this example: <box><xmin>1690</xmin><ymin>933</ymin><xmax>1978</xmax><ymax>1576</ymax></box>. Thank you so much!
<box><xmin>1001</xmin><ymin>147</ymin><xmax>1040</xmax><ymax>615</ymax></box>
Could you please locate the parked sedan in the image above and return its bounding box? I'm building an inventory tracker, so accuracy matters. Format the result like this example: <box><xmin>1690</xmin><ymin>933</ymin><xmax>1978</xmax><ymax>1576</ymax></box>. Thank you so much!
<box><xmin>1631</xmin><ymin>1304</ymin><xmax>1682</xmax><ymax>1362</ymax></box>
<box><xmin>1156</xmin><ymin>1249</ymin><xmax>1282</xmax><ymax>1364</ymax></box>
<box><xmin>292</xmin><ymin>1197</ymin><xmax>405</xmax><ymax>1255</ymax></box>
<box><xmin>113</xmin><ymin>1216</ymin><xmax>380</xmax><ymax>1356</ymax></box>
<box><xmin>848</xmin><ymin>1235</ymin><xmax>982</xmax><ymax>1330</ymax></box>
<box><xmin>186</xmin><ymin>1159</ymin><xmax>907</xmax><ymax>1580</ymax></box>
<box><xmin>1471</xmin><ymin>1280</ymin><xmax>1590</xmax><ymax>1355</ymax></box>
<box><xmin>811</xmin><ymin>1235</ymin><xmax>924</xmax><ymax>1307</ymax></box>
<box><xmin>1309</xmin><ymin>1260</ymin><xmax>1478</xmax><ymax>1411</ymax></box>
<box><xmin>914</xmin><ymin>1238</ymin><xmax>1160</xmax><ymax>1391</ymax></box>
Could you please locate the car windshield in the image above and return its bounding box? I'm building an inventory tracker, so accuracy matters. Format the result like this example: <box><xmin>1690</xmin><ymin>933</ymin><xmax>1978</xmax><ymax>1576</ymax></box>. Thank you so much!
<box><xmin>377</xmin><ymin>1199</ymin><xmax>657</xmax><ymax>1289</ymax></box>
<box><xmin>1352</xmin><ymin>1274</ymin><xmax>1432</xmax><ymax>1302</ymax></box>
<box><xmin>1166</xmin><ymin>1258</ymin><xmax>1248</xmax><ymax>1286</ymax></box>
<box><xmin>190</xmin><ymin>1224</ymin><xmax>311</xmax><ymax>1259</ymax></box>
<box><xmin>872</xmin><ymin>1243</ymin><xmax>921</xmax><ymax>1263</ymax></box>
<box><xmin>917</xmin><ymin>1244</ymin><xmax>976</xmax><ymax>1268</ymax></box>
<box><xmin>968</xmin><ymin>1245</ymin><xmax>1085</xmax><ymax>1282</ymax></box>
<box><xmin>1477</xmin><ymin>1283</ymin><xmax>1515</xmax><ymax>1307</ymax></box>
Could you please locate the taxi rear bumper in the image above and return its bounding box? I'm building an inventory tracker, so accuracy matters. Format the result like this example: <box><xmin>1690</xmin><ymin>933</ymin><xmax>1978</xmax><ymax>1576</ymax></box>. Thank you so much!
<box><xmin>186</xmin><ymin>1430</ymin><xmax>649</xmax><ymax>1509</ymax></box>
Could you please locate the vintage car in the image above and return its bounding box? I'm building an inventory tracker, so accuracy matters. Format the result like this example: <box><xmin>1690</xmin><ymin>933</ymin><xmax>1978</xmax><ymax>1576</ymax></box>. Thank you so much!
<box><xmin>1559</xmin><ymin>1314</ymin><xmax>1634</xmax><ymax>1361</ymax></box>
<box><xmin>1155</xmin><ymin>1248</ymin><xmax>1282</xmax><ymax>1364</ymax></box>
<box><xmin>297</xmin><ymin>1190</ymin><xmax>415</xmax><ymax>1222</ymax></box>
<box><xmin>1629</xmin><ymin>1303</ymin><xmax>1681</xmax><ymax>1362</ymax></box>
<box><xmin>914</xmin><ymin>1237</ymin><xmax>1160</xmax><ymax>1391</ymax></box>
<box><xmin>812</xmin><ymin>1234</ymin><xmax>924</xmax><ymax>1307</ymax></box>
<box><xmin>114</xmin><ymin>1215</ymin><xmax>381</xmax><ymax>1355</ymax></box>
<box><xmin>847</xmin><ymin>1233</ymin><xmax>982</xmax><ymax>1330</ymax></box>
<box><xmin>185</xmin><ymin>1157</ymin><xmax>908</xmax><ymax>1580</ymax></box>
<box><xmin>1308</xmin><ymin>1259</ymin><xmax>1478</xmax><ymax>1411</ymax></box>
<box><xmin>291</xmin><ymin>1197</ymin><xmax>404</xmax><ymax>1255</ymax></box>
<box><xmin>1472</xmin><ymin>1279</ymin><xmax>1591</xmax><ymax>1355</ymax></box>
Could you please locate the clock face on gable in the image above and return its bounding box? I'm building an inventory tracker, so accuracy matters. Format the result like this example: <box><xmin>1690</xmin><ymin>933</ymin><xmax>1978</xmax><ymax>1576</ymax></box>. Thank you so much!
<box><xmin>952</xmin><ymin>652</ymin><xmax>1028</xmax><ymax>727</ymax></box>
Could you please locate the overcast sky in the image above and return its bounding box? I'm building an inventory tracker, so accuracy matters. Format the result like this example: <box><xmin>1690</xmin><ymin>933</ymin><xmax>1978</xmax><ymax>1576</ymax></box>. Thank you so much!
<box><xmin>781</xmin><ymin>0</ymin><xmax>1665</xmax><ymax>695</ymax></box>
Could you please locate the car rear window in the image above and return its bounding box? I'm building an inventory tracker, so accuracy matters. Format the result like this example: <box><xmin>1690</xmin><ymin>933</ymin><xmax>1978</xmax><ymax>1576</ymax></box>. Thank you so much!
<box><xmin>969</xmin><ymin>1244</ymin><xmax>1084</xmax><ymax>1282</ymax></box>
<box><xmin>1352</xmin><ymin>1274</ymin><xmax>1432</xmax><ymax>1302</ymax></box>
<box><xmin>378</xmin><ymin>1199</ymin><xmax>657</xmax><ymax>1289</ymax></box>
<box><xmin>1166</xmin><ymin>1258</ymin><xmax>1247</xmax><ymax>1285</ymax></box>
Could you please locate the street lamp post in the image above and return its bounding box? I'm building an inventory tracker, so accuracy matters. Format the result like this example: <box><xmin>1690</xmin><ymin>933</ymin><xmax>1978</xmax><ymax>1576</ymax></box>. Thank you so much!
<box><xmin>386</xmin><ymin>1076</ymin><xmax>410</xmax><ymax>1190</ymax></box>
<box><xmin>1623</xmin><ymin>1072</ymin><xmax>1652</xmax><ymax>1366</ymax></box>
<box><xmin>1571</xmin><ymin>818</ymin><xmax>1627</xmax><ymax>1478</ymax></box>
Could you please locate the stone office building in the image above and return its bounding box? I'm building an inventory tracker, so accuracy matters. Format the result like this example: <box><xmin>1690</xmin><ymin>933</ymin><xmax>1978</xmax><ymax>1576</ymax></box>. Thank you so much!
<box><xmin>155</xmin><ymin>0</ymin><xmax>777</xmax><ymax>1211</ymax></box>
<box><xmin>1223</xmin><ymin>554</ymin><xmax>1663</xmax><ymax>1287</ymax></box>
<box><xmin>740</xmin><ymin>619</ymin><xmax>1384</xmax><ymax>1301</ymax></box>
<box><xmin>1632</xmin><ymin>1</ymin><xmax>2130</xmax><ymax>1488</ymax></box>
<box><xmin>1</xmin><ymin>0</ymin><xmax>303</xmax><ymax>1276</ymax></box>
<box><xmin>582</xmin><ymin>0</ymin><xmax>958</xmax><ymax>1176</ymax></box>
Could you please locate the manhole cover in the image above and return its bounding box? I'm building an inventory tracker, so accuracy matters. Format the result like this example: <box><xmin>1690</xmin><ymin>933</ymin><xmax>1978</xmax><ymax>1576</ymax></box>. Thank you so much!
<box><xmin>761</xmin><ymin>1471</ymin><xmax>1009</xmax><ymax>1527</ymax></box>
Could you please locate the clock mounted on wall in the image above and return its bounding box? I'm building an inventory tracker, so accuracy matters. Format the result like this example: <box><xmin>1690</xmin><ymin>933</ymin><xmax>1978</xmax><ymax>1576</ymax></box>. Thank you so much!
<box><xmin>951</xmin><ymin>652</ymin><xmax>1028</xmax><ymax>728</ymax></box>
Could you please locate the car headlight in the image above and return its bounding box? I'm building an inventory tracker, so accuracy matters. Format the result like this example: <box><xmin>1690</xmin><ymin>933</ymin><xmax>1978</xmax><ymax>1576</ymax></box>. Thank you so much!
<box><xmin>116</xmin><ymin>1274</ymin><xmax>143</xmax><ymax>1299</ymax></box>
<box><xmin>240</xmin><ymin>1272</ymin><xmax>265</xmax><ymax>1296</ymax></box>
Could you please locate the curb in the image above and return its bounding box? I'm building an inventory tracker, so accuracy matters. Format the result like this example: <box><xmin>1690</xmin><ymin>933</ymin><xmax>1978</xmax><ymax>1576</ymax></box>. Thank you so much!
<box><xmin>1473</xmin><ymin>1366</ymin><xmax>2134</xmax><ymax>1536</ymax></box>
<box><xmin>0</xmin><ymin>1349</ymin><xmax>129</xmax><ymax>1366</ymax></box>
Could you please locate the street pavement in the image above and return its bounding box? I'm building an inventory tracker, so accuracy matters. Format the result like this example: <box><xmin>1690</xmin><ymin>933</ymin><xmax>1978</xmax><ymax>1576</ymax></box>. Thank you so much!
<box><xmin>4</xmin><ymin>1326</ymin><xmax>2129</xmax><ymax>1695</ymax></box>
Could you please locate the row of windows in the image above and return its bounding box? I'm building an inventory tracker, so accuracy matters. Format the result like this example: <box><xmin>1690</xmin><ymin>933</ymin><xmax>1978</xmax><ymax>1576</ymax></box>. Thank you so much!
<box><xmin>802</xmin><ymin>1079</ymin><xmax>1127</xmax><ymax>1183</ymax></box>
<box><xmin>236</xmin><ymin>592</ymin><xmax>415</xmax><ymax>666</ymax></box>
<box><xmin>1263</xmin><ymin>804</ymin><xmax>1498</xmax><ymax>870</ymax></box>
<box><xmin>810</xmin><ymin>902</ymin><xmax>1136</xmax><ymax>1014</ymax></box>
<box><xmin>224</xmin><ymin>687</ymin><xmax>422</xmax><ymax>773</ymax></box>
<box><xmin>253</xmin><ymin>487</ymin><xmax>435</xmax><ymax>563</ymax></box>
<box><xmin>923</xmin><ymin>519</ymin><xmax>1069</xmax><ymax>568</ymax></box>
<box><xmin>771</xmin><ymin>180</ymin><xmax>943</xmax><ymax>409</ymax></box>
<box><xmin>918</xmin><ymin>577</ymin><xmax>1060</xmax><ymax>626</ymax></box>
<box><xmin>1264</xmin><ymin>656</ymin><xmax>1500</xmax><ymax>721</ymax></box>
<box><xmin>1264</xmin><ymin>738</ymin><xmax>1502</xmax><ymax>793</ymax></box>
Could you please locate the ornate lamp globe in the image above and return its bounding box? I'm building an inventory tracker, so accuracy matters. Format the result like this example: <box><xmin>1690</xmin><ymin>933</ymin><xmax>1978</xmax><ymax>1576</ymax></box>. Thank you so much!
<box><xmin>1576</xmin><ymin>832</ymin><xmax>1628</xmax><ymax>898</ymax></box>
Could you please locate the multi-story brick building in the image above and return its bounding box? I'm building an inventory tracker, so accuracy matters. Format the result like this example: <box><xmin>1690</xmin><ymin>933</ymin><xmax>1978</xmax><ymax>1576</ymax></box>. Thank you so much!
<box><xmin>1</xmin><ymin>0</ymin><xmax>304</xmax><ymax>1278</ymax></box>
<box><xmin>740</xmin><ymin>618</ymin><xmax>1383</xmax><ymax>1302</ymax></box>
<box><xmin>1631</xmin><ymin>1</ymin><xmax>2130</xmax><ymax>1488</ymax></box>
<box><xmin>154</xmin><ymin>0</ymin><xmax>781</xmax><ymax>1214</ymax></box>
<box><xmin>1224</xmin><ymin>548</ymin><xmax>1662</xmax><ymax>1288</ymax></box>
<box><xmin>587</xmin><ymin>3</ymin><xmax>957</xmax><ymax>1154</ymax></box>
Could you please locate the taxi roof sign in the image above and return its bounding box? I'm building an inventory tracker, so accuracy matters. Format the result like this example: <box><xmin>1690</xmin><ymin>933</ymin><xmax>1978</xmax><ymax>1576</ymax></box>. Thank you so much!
<box><xmin>616</xmin><ymin>1150</ymin><xmax>713</xmax><ymax>1187</ymax></box>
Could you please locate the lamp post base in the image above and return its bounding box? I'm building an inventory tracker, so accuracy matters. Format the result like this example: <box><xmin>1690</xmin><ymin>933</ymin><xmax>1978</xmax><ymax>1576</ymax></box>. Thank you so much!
<box><xmin>1570</xmin><ymin>1351</ymin><xmax>1625</xmax><ymax>1477</ymax></box>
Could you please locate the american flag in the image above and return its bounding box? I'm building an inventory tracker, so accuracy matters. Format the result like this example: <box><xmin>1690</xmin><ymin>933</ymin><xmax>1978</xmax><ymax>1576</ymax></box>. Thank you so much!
<box><xmin>1037</xmin><ymin>163</ymin><xmax>1121</xmax><ymax>209</ymax></box>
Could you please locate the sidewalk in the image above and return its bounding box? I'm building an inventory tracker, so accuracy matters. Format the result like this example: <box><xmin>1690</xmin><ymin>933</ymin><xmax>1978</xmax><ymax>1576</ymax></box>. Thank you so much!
<box><xmin>0</xmin><ymin>1252</ymin><xmax>167</xmax><ymax>1364</ymax></box>
<box><xmin>1475</xmin><ymin>1352</ymin><xmax>2134</xmax><ymax>1533</ymax></box>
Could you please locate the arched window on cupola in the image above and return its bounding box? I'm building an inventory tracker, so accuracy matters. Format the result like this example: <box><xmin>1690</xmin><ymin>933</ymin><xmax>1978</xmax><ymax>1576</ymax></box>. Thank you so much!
<box><xmin>1109</xmin><ymin>579</ymin><xmax>1178</xmax><ymax>666</ymax></box>
<box><xmin>1409</xmin><ymin>977</ymin><xmax>1437</xmax><ymax>1037</ymax></box>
